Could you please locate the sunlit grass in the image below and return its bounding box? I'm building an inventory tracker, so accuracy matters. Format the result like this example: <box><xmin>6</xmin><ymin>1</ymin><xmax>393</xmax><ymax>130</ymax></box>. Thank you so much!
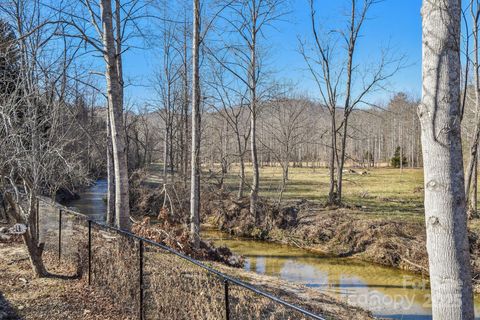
<box><xmin>147</xmin><ymin>162</ymin><xmax>480</xmax><ymax>225</ymax></box>
<box><xmin>219</xmin><ymin>165</ymin><xmax>425</xmax><ymax>220</ymax></box>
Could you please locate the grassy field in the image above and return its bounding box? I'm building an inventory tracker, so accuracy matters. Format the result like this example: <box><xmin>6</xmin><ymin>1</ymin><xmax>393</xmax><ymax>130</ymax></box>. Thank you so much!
<box><xmin>221</xmin><ymin>166</ymin><xmax>426</xmax><ymax>220</ymax></box>
<box><xmin>147</xmin><ymin>162</ymin><xmax>479</xmax><ymax>223</ymax></box>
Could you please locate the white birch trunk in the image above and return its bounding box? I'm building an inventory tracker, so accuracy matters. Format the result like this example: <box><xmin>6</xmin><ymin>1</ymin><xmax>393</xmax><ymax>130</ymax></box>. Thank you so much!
<box><xmin>420</xmin><ymin>1</ymin><xmax>474</xmax><ymax>318</ymax></box>
<box><xmin>100</xmin><ymin>0</ymin><xmax>130</xmax><ymax>230</ymax></box>
<box><xmin>249</xmin><ymin>12</ymin><xmax>260</xmax><ymax>220</ymax></box>
<box><xmin>106</xmin><ymin>111</ymin><xmax>115</xmax><ymax>225</ymax></box>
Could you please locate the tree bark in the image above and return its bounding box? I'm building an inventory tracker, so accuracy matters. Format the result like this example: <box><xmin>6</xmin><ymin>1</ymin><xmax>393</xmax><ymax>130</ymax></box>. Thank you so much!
<box><xmin>420</xmin><ymin>1</ymin><xmax>474</xmax><ymax>318</ymax></box>
<box><xmin>466</xmin><ymin>3</ymin><xmax>480</xmax><ymax>214</ymax></box>
<box><xmin>249</xmin><ymin>16</ymin><xmax>259</xmax><ymax>221</ymax></box>
<box><xmin>106</xmin><ymin>111</ymin><xmax>115</xmax><ymax>225</ymax></box>
<box><xmin>470</xmin><ymin>157</ymin><xmax>478</xmax><ymax>218</ymax></box>
<box><xmin>4</xmin><ymin>193</ymin><xmax>47</xmax><ymax>277</ymax></box>
<box><xmin>100</xmin><ymin>0</ymin><xmax>130</xmax><ymax>230</ymax></box>
<box><xmin>328</xmin><ymin>111</ymin><xmax>336</xmax><ymax>204</ymax></box>
<box><xmin>235</xmin><ymin>127</ymin><xmax>246</xmax><ymax>198</ymax></box>
<box><xmin>190</xmin><ymin>0</ymin><xmax>201</xmax><ymax>247</ymax></box>
<box><xmin>336</xmin><ymin>115</ymin><xmax>348</xmax><ymax>205</ymax></box>
<box><xmin>182</xmin><ymin>11</ymin><xmax>189</xmax><ymax>187</ymax></box>
<box><xmin>163</xmin><ymin>126</ymin><xmax>168</xmax><ymax>178</ymax></box>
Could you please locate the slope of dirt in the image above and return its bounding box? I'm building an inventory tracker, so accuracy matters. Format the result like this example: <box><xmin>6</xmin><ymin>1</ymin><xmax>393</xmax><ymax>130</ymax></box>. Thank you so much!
<box><xmin>212</xmin><ymin>262</ymin><xmax>374</xmax><ymax>320</ymax></box>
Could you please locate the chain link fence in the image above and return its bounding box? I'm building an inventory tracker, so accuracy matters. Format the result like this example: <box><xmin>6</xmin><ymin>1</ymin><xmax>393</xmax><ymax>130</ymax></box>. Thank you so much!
<box><xmin>37</xmin><ymin>197</ymin><xmax>327</xmax><ymax>320</ymax></box>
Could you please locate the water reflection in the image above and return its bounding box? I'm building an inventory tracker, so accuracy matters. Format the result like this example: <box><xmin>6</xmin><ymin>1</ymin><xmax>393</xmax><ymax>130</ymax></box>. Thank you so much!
<box><xmin>68</xmin><ymin>179</ymin><xmax>107</xmax><ymax>222</ymax></box>
<box><xmin>202</xmin><ymin>229</ymin><xmax>480</xmax><ymax>319</ymax></box>
<box><xmin>68</xmin><ymin>181</ymin><xmax>480</xmax><ymax>320</ymax></box>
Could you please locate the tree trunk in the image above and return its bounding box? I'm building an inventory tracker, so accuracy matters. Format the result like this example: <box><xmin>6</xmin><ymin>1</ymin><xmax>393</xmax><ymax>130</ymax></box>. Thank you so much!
<box><xmin>163</xmin><ymin>126</ymin><xmax>168</xmax><ymax>179</ymax></box>
<box><xmin>100</xmin><ymin>0</ymin><xmax>130</xmax><ymax>230</ymax></box>
<box><xmin>190</xmin><ymin>0</ymin><xmax>201</xmax><ymax>247</ymax></box>
<box><xmin>470</xmin><ymin>157</ymin><xmax>478</xmax><ymax>218</ymax></box>
<box><xmin>106</xmin><ymin>112</ymin><xmax>115</xmax><ymax>225</ymax></box>
<box><xmin>238</xmin><ymin>155</ymin><xmax>245</xmax><ymax>199</ymax></box>
<box><xmin>5</xmin><ymin>193</ymin><xmax>47</xmax><ymax>277</ymax></box>
<box><xmin>420</xmin><ymin>1</ymin><xmax>474</xmax><ymax>318</ymax></box>
<box><xmin>183</xmin><ymin>13</ymin><xmax>189</xmax><ymax>187</ymax></box>
<box><xmin>235</xmin><ymin>132</ymin><xmax>245</xmax><ymax>198</ymax></box>
<box><xmin>249</xmin><ymin>20</ymin><xmax>259</xmax><ymax>221</ymax></box>
<box><xmin>400</xmin><ymin>124</ymin><xmax>404</xmax><ymax>173</ymax></box>
<box><xmin>23</xmin><ymin>225</ymin><xmax>47</xmax><ymax>277</ymax></box>
<box><xmin>336</xmin><ymin>115</ymin><xmax>348</xmax><ymax>205</ymax></box>
<box><xmin>328</xmin><ymin>111</ymin><xmax>336</xmax><ymax>204</ymax></box>
<box><xmin>169</xmin><ymin>126</ymin><xmax>174</xmax><ymax>177</ymax></box>
<box><xmin>466</xmin><ymin>4</ymin><xmax>480</xmax><ymax>212</ymax></box>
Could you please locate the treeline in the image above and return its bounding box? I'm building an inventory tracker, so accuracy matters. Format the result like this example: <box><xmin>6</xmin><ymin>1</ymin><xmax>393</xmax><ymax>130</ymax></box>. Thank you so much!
<box><xmin>201</xmin><ymin>92</ymin><xmax>423</xmax><ymax>172</ymax></box>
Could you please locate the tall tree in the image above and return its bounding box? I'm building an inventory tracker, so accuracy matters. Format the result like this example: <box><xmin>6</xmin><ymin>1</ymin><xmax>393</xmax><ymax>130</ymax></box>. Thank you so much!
<box><xmin>212</xmin><ymin>0</ymin><xmax>285</xmax><ymax>220</ymax></box>
<box><xmin>465</xmin><ymin>0</ymin><xmax>480</xmax><ymax>217</ymax></box>
<box><xmin>153</xmin><ymin>18</ymin><xmax>182</xmax><ymax>182</ymax></box>
<box><xmin>0</xmin><ymin>2</ymin><xmax>91</xmax><ymax>276</ymax></box>
<box><xmin>207</xmin><ymin>60</ymin><xmax>250</xmax><ymax>198</ymax></box>
<box><xmin>420</xmin><ymin>0</ymin><xmax>474</xmax><ymax>318</ymax></box>
<box><xmin>99</xmin><ymin>0</ymin><xmax>130</xmax><ymax>229</ymax></box>
<box><xmin>190</xmin><ymin>0</ymin><xmax>201</xmax><ymax>247</ymax></box>
<box><xmin>56</xmin><ymin>0</ymin><xmax>149</xmax><ymax>227</ymax></box>
<box><xmin>302</xmin><ymin>0</ymin><xmax>402</xmax><ymax>205</ymax></box>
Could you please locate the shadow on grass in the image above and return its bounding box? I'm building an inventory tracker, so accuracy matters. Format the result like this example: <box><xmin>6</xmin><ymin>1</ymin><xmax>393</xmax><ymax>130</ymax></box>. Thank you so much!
<box><xmin>45</xmin><ymin>272</ymin><xmax>80</xmax><ymax>280</ymax></box>
<box><xmin>0</xmin><ymin>292</ymin><xmax>23</xmax><ymax>320</ymax></box>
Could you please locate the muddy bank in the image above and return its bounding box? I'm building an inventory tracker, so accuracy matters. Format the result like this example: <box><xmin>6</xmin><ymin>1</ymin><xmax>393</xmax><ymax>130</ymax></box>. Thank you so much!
<box><xmin>132</xmin><ymin>216</ymin><xmax>243</xmax><ymax>267</ymax></box>
<box><xmin>201</xmin><ymin>192</ymin><xmax>480</xmax><ymax>292</ymax></box>
<box><xmin>212</xmin><ymin>261</ymin><xmax>374</xmax><ymax>320</ymax></box>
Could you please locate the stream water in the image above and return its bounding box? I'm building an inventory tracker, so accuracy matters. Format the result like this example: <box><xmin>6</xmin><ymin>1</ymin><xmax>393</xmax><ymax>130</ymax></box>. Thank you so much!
<box><xmin>69</xmin><ymin>180</ymin><xmax>480</xmax><ymax>319</ymax></box>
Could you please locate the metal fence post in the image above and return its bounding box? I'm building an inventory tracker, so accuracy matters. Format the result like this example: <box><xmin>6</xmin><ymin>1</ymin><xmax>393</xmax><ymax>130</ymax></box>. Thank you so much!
<box><xmin>139</xmin><ymin>240</ymin><xmax>144</xmax><ymax>320</ymax></box>
<box><xmin>224</xmin><ymin>279</ymin><xmax>230</xmax><ymax>320</ymax></box>
<box><xmin>58</xmin><ymin>209</ymin><xmax>62</xmax><ymax>261</ymax></box>
<box><xmin>88</xmin><ymin>220</ymin><xmax>92</xmax><ymax>286</ymax></box>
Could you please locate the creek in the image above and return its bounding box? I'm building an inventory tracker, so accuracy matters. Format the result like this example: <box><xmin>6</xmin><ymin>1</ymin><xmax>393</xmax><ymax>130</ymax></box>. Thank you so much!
<box><xmin>69</xmin><ymin>179</ymin><xmax>480</xmax><ymax>319</ymax></box>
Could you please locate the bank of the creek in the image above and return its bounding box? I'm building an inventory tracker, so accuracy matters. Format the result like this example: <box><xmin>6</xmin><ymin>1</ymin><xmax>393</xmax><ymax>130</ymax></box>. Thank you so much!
<box><xmin>69</xmin><ymin>180</ymin><xmax>480</xmax><ymax>319</ymax></box>
<box><xmin>202</xmin><ymin>228</ymin><xmax>480</xmax><ymax>319</ymax></box>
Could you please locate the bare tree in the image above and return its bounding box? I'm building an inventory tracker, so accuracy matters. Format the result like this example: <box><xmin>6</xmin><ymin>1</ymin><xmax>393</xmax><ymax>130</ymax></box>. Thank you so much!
<box><xmin>207</xmin><ymin>61</ymin><xmax>251</xmax><ymax>198</ymax></box>
<box><xmin>301</xmin><ymin>0</ymin><xmax>403</xmax><ymax>205</ymax></box>
<box><xmin>420</xmin><ymin>0</ymin><xmax>474</xmax><ymax>318</ymax></box>
<box><xmin>54</xmin><ymin>0</ymin><xmax>150</xmax><ymax>228</ymax></box>
<box><xmin>261</xmin><ymin>94</ymin><xmax>312</xmax><ymax>204</ymax></box>
<box><xmin>0</xmin><ymin>2</ymin><xmax>90</xmax><ymax>276</ymax></box>
<box><xmin>190</xmin><ymin>0</ymin><xmax>201</xmax><ymax>247</ymax></box>
<box><xmin>212</xmin><ymin>0</ymin><xmax>285</xmax><ymax>220</ymax></box>
<box><xmin>99</xmin><ymin>0</ymin><xmax>130</xmax><ymax>229</ymax></box>
<box><xmin>153</xmin><ymin>18</ymin><xmax>182</xmax><ymax>182</ymax></box>
<box><xmin>465</xmin><ymin>0</ymin><xmax>480</xmax><ymax>217</ymax></box>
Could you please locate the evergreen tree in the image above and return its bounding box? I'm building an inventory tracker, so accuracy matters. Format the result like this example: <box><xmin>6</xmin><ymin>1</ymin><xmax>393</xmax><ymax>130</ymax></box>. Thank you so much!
<box><xmin>0</xmin><ymin>19</ymin><xmax>19</xmax><ymax>96</ymax></box>
<box><xmin>390</xmin><ymin>146</ymin><xmax>407</xmax><ymax>168</ymax></box>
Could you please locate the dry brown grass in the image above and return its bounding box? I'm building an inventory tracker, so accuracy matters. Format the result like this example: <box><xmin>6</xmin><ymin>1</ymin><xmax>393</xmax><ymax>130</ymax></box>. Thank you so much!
<box><xmin>0</xmin><ymin>239</ymin><xmax>130</xmax><ymax>320</ymax></box>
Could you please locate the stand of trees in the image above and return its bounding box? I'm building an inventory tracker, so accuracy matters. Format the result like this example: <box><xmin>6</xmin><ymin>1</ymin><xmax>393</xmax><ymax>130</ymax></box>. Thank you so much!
<box><xmin>201</xmin><ymin>92</ymin><xmax>423</xmax><ymax>176</ymax></box>
<box><xmin>0</xmin><ymin>0</ymin><xmax>478</xmax><ymax>317</ymax></box>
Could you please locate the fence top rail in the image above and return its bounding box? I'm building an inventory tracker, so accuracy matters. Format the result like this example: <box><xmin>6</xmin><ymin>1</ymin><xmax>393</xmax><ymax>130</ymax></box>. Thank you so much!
<box><xmin>36</xmin><ymin>196</ymin><xmax>327</xmax><ymax>320</ymax></box>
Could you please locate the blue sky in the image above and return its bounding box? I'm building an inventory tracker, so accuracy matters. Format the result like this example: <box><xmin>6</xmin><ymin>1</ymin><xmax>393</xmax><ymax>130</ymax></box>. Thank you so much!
<box><xmin>121</xmin><ymin>0</ymin><xmax>423</xmax><ymax>107</ymax></box>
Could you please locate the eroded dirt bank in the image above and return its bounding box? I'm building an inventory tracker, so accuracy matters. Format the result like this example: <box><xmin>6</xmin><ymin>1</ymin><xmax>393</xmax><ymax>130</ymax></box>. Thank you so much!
<box><xmin>212</xmin><ymin>262</ymin><xmax>373</xmax><ymax>320</ymax></box>
<box><xmin>201</xmin><ymin>191</ymin><xmax>480</xmax><ymax>292</ymax></box>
